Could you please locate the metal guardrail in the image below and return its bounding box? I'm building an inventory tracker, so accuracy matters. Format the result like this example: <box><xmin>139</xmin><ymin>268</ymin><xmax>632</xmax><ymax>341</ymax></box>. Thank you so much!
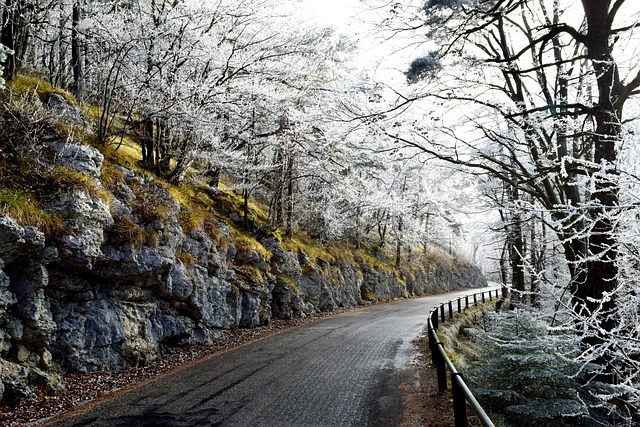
<box><xmin>427</xmin><ymin>288</ymin><xmax>502</xmax><ymax>427</ymax></box>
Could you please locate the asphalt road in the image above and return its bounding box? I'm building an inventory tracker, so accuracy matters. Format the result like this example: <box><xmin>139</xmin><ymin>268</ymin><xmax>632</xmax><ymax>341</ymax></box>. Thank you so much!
<box><xmin>48</xmin><ymin>288</ymin><xmax>493</xmax><ymax>427</ymax></box>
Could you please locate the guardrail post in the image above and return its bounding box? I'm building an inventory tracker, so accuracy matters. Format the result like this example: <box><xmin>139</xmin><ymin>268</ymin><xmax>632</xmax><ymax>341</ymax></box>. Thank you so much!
<box><xmin>451</xmin><ymin>373</ymin><xmax>468</xmax><ymax>427</ymax></box>
<box><xmin>429</xmin><ymin>323</ymin><xmax>437</xmax><ymax>365</ymax></box>
<box><xmin>436</xmin><ymin>344</ymin><xmax>447</xmax><ymax>392</ymax></box>
<box><xmin>427</xmin><ymin>289</ymin><xmax>499</xmax><ymax>427</ymax></box>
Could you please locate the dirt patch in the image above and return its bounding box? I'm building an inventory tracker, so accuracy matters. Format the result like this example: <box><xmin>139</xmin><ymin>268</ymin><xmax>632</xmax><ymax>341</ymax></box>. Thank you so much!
<box><xmin>400</xmin><ymin>335</ymin><xmax>456</xmax><ymax>427</ymax></box>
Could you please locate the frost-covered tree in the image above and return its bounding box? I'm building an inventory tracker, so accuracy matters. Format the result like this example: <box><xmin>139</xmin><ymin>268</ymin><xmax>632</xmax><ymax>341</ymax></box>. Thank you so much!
<box><xmin>388</xmin><ymin>0</ymin><xmax>640</xmax><ymax>372</ymax></box>
<box><xmin>0</xmin><ymin>42</ymin><xmax>9</xmax><ymax>85</ymax></box>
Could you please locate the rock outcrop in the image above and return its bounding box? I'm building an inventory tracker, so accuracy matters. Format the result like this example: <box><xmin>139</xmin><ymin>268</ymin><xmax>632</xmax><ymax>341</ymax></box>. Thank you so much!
<box><xmin>0</xmin><ymin>136</ymin><xmax>486</xmax><ymax>404</ymax></box>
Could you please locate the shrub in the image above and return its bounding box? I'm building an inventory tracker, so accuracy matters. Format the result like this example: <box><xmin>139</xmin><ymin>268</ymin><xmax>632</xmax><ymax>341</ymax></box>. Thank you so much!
<box><xmin>462</xmin><ymin>310</ymin><xmax>628</xmax><ymax>426</ymax></box>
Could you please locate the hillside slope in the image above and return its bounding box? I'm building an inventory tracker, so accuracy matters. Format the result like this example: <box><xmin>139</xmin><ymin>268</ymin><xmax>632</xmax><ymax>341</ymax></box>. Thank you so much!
<box><xmin>0</xmin><ymin>82</ymin><xmax>485</xmax><ymax>405</ymax></box>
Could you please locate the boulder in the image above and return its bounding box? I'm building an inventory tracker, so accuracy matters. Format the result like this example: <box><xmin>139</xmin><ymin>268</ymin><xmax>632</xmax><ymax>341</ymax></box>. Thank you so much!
<box><xmin>45</xmin><ymin>93</ymin><xmax>86</xmax><ymax>128</ymax></box>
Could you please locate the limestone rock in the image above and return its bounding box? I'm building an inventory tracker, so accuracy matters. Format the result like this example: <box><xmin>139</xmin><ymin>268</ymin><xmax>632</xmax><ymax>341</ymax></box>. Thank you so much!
<box><xmin>41</xmin><ymin>138</ymin><xmax>104</xmax><ymax>178</ymax></box>
<box><xmin>0</xmin><ymin>216</ymin><xmax>45</xmax><ymax>264</ymax></box>
<box><xmin>48</xmin><ymin>190</ymin><xmax>112</xmax><ymax>270</ymax></box>
<box><xmin>262</xmin><ymin>237</ymin><xmax>300</xmax><ymax>276</ymax></box>
<box><xmin>44</xmin><ymin>93</ymin><xmax>86</xmax><ymax>128</ymax></box>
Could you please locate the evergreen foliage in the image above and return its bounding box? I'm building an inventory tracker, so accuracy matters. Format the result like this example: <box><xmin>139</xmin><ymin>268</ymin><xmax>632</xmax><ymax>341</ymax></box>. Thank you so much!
<box><xmin>405</xmin><ymin>53</ymin><xmax>441</xmax><ymax>84</ymax></box>
<box><xmin>462</xmin><ymin>310</ymin><xmax>631</xmax><ymax>426</ymax></box>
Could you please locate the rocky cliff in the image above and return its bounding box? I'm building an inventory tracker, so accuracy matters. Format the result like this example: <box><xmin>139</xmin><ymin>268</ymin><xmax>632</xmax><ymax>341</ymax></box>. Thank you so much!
<box><xmin>0</xmin><ymin>103</ymin><xmax>485</xmax><ymax>405</ymax></box>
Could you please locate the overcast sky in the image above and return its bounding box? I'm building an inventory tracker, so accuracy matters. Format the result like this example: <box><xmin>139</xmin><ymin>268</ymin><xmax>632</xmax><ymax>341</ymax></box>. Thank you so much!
<box><xmin>294</xmin><ymin>0</ymin><xmax>431</xmax><ymax>85</ymax></box>
<box><xmin>298</xmin><ymin>0</ymin><xmax>362</xmax><ymax>28</ymax></box>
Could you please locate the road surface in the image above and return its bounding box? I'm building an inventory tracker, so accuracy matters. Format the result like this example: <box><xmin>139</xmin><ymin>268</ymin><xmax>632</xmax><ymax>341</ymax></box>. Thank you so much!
<box><xmin>48</xmin><ymin>288</ymin><xmax>494</xmax><ymax>427</ymax></box>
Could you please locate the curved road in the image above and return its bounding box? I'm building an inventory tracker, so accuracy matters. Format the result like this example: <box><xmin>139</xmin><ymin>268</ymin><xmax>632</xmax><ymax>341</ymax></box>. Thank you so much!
<box><xmin>49</xmin><ymin>288</ymin><xmax>494</xmax><ymax>427</ymax></box>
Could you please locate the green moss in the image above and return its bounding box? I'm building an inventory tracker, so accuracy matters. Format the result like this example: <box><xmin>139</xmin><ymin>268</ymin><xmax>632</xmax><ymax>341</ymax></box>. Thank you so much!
<box><xmin>361</xmin><ymin>289</ymin><xmax>379</xmax><ymax>302</ymax></box>
<box><xmin>283</xmin><ymin>236</ymin><xmax>333</xmax><ymax>264</ymax></box>
<box><xmin>177</xmin><ymin>252</ymin><xmax>196</xmax><ymax>267</ymax></box>
<box><xmin>266</xmin><ymin>228</ymin><xmax>283</xmax><ymax>242</ymax></box>
<box><xmin>232</xmin><ymin>230</ymin><xmax>271</xmax><ymax>262</ymax></box>
<box><xmin>326</xmin><ymin>245</ymin><xmax>355</xmax><ymax>263</ymax></box>
<box><xmin>54</xmin><ymin>166</ymin><xmax>110</xmax><ymax>202</ymax></box>
<box><xmin>100</xmin><ymin>161</ymin><xmax>126</xmax><ymax>187</ymax></box>
<box><xmin>177</xmin><ymin>208</ymin><xmax>203</xmax><ymax>234</ymax></box>
<box><xmin>110</xmin><ymin>216</ymin><xmax>149</xmax><ymax>247</ymax></box>
<box><xmin>234</xmin><ymin>265</ymin><xmax>265</xmax><ymax>285</ymax></box>
<box><xmin>276</xmin><ymin>275</ymin><xmax>299</xmax><ymax>291</ymax></box>
<box><xmin>82</xmin><ymin>103</ymin><xmax>103</xmax><ymax>124</ymax></box>
<box><xmin>102</xmin><ymin>136</ymin><xmax>143</xmax><ymax>170</ymax></box>
<box><xmin>353</xmin><ymin>250</ymin><xmax>392</xmax><ymax>272</ymax></box>
<box><xmin>6</xmin><ymin>74</ymin><xmax>76</xmax><ymax>103</ymax></box>
<box><xmin>0</xmin><ymin>186</ymin><xmax>63</xmax><ymax>235</ymax></box>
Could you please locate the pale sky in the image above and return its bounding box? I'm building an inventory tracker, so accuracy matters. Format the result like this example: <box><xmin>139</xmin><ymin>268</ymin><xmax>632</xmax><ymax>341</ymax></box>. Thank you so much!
<box><xmin>299</xmin><ymin>0</ymin><xmax>361</xmax><ymax>29</ymax></box>
<box><xmin>293</xmin><ymin>0</ymin><xmax>427</xmax><ymax>84</ymax></box>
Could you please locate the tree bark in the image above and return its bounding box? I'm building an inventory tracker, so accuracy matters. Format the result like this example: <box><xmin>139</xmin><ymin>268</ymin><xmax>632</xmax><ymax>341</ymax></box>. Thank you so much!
<box><xmin>71</xmin><ymin>0</ymin><xmax>83</xmax><ymax>97</ymax></box>
<box><xmin>508</xmin><ymin>183</ymin><xmax>525</xmax><ymax>303</ymax></box>
<box><xmin>1</xmin><ymin>0</ymin><xmax>28</xmax><ymax>79</ymax></box>
<box><xmin>574</xmin><ymin>0</ymin><xmax>620</xmax><ymax>334</ymax></box>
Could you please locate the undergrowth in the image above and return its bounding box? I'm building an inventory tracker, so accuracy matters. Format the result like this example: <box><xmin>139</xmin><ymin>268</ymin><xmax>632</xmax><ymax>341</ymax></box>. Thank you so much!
<box><xmin>446</xmin><ymin>307</ymin><xmax>632</xmax><ymax>426</ymax></box>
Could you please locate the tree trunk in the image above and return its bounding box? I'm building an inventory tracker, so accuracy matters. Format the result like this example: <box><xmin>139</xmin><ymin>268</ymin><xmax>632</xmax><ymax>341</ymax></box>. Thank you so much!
<box><xmin>507</xmin><ymin>181</ymin><xmax>525</xmax><ymax>303</ymax></box>
<box><xmin>1</xmin><ymin>0</ymin><xmax>16</xmax><ymax>79</ymax></box>
<box><xmin>395</xmin><ymin>216</ymin><xmax>403</xmax><ymax>268</ymax></box>
<box><xmin>1</xmin><ymin>0</ymin><xmax>28</xmax><ymax>79</ymax></box>
<box><xmin>243</xmin><ymin>189</ymin><xmax>250</xmax><ymax>227</ymax></box>
<box><xmin>56</xmin><ymin>0</ymin><xmax>66</xmax><ymax>87</ymax></box>
<box><xmin>574</xmin><ymin>0</ymin><xmax>620</xmax><ymax>325</ymax></box>
<box><xmin>355</xmin><ymin>206</ymin><xmax>362</xmax><ymax>250</ymax></box>
<box><xmin>570</xmin><ymin>0</ymin><xmax>623</xmax><ymax>381</ymax></box>
<box><xmin>530</xmin><ymin>216</ymin><xmax>539</xmax><ymax>307</ymax></box>
<box><xmin>422</xmin><ymin>213</ymin><xmax>430</xmax><ymax>254</ymax></box>
<box><xmin>499</xmin><ymin>241</ymin><xmax>509</xmax><ymax>299</ymax></box>
<box><xmin>285</xmin><ymin>151</ymin><xmax>295</xmax><ymax>239</ymax></box>
<box><xmin>71</xmin><ymin>0</ymin><xmax>83</xmax><ymax>98</ymax></box>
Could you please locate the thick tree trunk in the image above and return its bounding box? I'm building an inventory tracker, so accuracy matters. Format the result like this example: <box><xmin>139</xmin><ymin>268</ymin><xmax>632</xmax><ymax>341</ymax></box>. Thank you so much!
<box><xmin>1</xmin><ymin>0</ymin><xmax>15</xmax><ymax>79</ymax></box>
<box><xmin>507</xmin><ymin>181</ymin><xmax>525</xmax><ymax>303</ymax></box>
<box><xmin>574</xmin><ymin>0</ymin><xmax>620</xmax><ymax>326</ymax></box>
<box><xmin>571</xmin><ymin>0</ymin><xmax>623</xmax><ymax>381</ymax></box>
<box><xmin>499</xmin><ymin>241</ymin><xmax>509</xmax><ymax>299</ymax></box>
